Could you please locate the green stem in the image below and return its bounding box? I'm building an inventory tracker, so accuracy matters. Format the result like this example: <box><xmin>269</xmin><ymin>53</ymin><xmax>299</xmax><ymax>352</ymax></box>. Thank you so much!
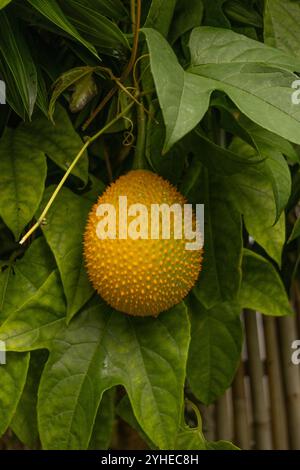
<box><xmin>133</xmin><ymin>99</ymin><xmax>147</xmax><ymax>169</ymax></box>
<box><xmin>19</xmin><ymin>101</ymin><xmax>135</xmax><ymax>245</ymax></box>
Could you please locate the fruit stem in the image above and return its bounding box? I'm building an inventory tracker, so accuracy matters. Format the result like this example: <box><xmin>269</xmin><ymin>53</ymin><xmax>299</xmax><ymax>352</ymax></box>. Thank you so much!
<box><xmin>19</xmin><ymin>101</ymin><xmax>135</xmax><ymax>246</ymax></box>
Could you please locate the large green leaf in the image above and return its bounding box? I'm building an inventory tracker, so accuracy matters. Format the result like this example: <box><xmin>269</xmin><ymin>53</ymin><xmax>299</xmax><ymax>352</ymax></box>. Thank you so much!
<box><xmin>89</xmin><ymin>388</ymin><xmax>115</xmax><ymax>450</ymax></box>
<box><xmin>118</xmin><ymin>394</ymin><xmax>238</xmax><ymax>450</ymax></box>
<box><xmin>0</xmin><ymin>270</ymin><xmax>66</xmax><ymax>351</ymax></box>
<box><xmin>143</xmin><ymin>27</ymin><xmax>211</xmax><ymax>153</ymax></box>
<box><xmin>226</xmin><ymin>138</ymin><xmax>287</xmax><ymax>265</ymax></box>
<box><xmin>0</xmin><ymin>127</ymin><xmax>47</xmax><ymax>239</ymax></box>
<box><xmin>144</xmin><ymin>27</ymin><xmax>300</xmax><ymax>153</ymax></box>
<box><xmin>187</xmin><ymin>296</ymin><xmax>243</xmax><ymax>404</ymax></box>
<box><xmin>264</xmin><ymin>0</ymin><xmax>300</xmax><ymax>58</ymax></box>
<box><xmin>238</xmin><ymin>250</ymin><xmax>292</xmax><ymax>316</ymax></box>
<box><xmin>0</xmin><ymin>352</ymin><xmax>30</xmax><ymax>437</ymax></box>
<box><xmin>27</xmin><ymin>0</ymin><xmax>99</xmax><ymax>59</ymax></box>
<box><xmin>37</xmin><ymin>301</ymin><xmax>189</xmax><ymax>450</ymax></box>
<box><xmin>11</xmin><ymin>350</ymin><xmax>48</xmax><ymax>448</ymax></box>
<box><xmin>190</xmin><ymin>26</ymin><xmax>300</xmax><ymax>71</ymax></box>
<box><xmin>193</xmin><ymin>169</ymin><xmax>243</xmax><ymax>309</ymax></box>
<box><xmin>62</xmin><ymin>0</ymin><xmax>129</xmax><ymax>57</ymax></box>
<box><xmin>234</xmin><ymin>118</ymin><xmax>292</xmax><ymax>221</ymax></box>
<box><xmin>0</xmin><ymin>11</ymin><xmax>37</xmax><ymax>118</ymax></box>
<box><xmin>0</xmin><ymin>237</ymin><xmax>55</xmax><ymax>323</ymax></box>
<box><xmin>144</xmin><ymin>0</ymin><xmax>177</xmax><ymax>37</ymax></box>
<box><xmin>117</xmin><ymin>394</ymin><xmax>156</xmax><ymax>448</ymax></box>
<box><xmin>20</xmin><ymin>105</ymin><xmax>88</xmax><ymax>184</ymax></box>
<box><xmin>188</xmin><ymin>62</ymin><xmax>300</xmax><ymax>148</ymax></box>
<box><xmin>39</xmin><ymin>186</ymin><xmax>94</xmax><ymax>322</ymax></box>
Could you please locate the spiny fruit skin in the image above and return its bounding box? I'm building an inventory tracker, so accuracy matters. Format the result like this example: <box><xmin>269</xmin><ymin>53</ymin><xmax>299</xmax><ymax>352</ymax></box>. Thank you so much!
<box><xmin>83</xmin><ymin>170</ymin><xmax>202</xmax><ymax>317</ymax></box>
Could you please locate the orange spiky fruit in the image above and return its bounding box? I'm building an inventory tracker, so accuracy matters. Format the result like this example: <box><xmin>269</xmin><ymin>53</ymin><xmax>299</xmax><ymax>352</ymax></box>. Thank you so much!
<box><xmin>83</xmin><ymin>170</ymin><xmax>202</xmax><ymax>316</ymax></box>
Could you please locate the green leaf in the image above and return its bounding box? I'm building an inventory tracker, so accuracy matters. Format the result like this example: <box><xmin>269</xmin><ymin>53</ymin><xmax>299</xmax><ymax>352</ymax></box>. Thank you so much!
<box><xmin>89</xmin><ymin>388</ymin><xmax>115</xmax><ymax>450</ymax></box>
<box><xmin>62</xmin><ymin>0</ymin><xmax>129</xmax><ymax>57</ymax></box>
<box><xmin>239</xmin><ymin>249</ymin><xmax>292</xmax><ymax>316</ymax></box>
<box><xmin>118</xmin><ymin>394</ymin><xmax>238</xmax><ymax>450</ymax></box>
<box><xmin>203</xmin><ymin>0</ymin><xmax>230</xmax><ymax>28</ymax></box>
<box><xmin>193</xmin><ymin>130</ymin><xmax>261</xmax><ymax>176</ymax></box>
<box><xmin>143</xmin><ymin>28</ymin><xmax>211</xmax><ymax>153</ymax></box>
<box><xmin>187</xmin><ymin>296</ymin><xmax>243</xmax><ymax>404</ymax></box>
<box><xmin>117</xmin><ymin>395</ymin><xmax>156</xmax><ymax>448</ymax></box>
<box><xmin>0</xmin><ymin>237</ymin><xmax>56</xmax><ymax>323</ymax></box>
<box><xmin>206</xmin><ymin>440</ymin><xmax>239</xmax><ymax>450</ymax></box>
<box><xmin>289</xmin><ymin>217</ymin><xmax>300</xmax><ymax>242</ymax></box>
<box><xmin>217</xmin><ymin>101</ymin><xmax>299</xmax><ymax>165</ymax></box>
<box><xmin>193</xmin><ymin>169</ymin><xmax>242</xmax><ymax>309</ymax></box>
<box><xmin>189</xmin><ymin>26</ymin><xmax>300</xmax><ymax>71</ymax></box>
<box><xmin>189</xmin><ymin>62</ymin><xmax>300</xmax><ymax>148</ymax></box>
<box><xmin>0</xmin><ymin>0</ymin><xmax>12</xmax><ymax>9</ymax></box>
<box><xmin>49</xmin><ymin>66</ymin><xmax>97</xmax><ymax>121</ymax></box>
<box><xmin>36</xmin><ymin>66</ymin><xmax>49</xmax><ymax>117</ymax></box>
<box><xmin>144</xmin><ymin>26</ymin><xmax>300</xmax><ymax>153</ymax></box>
<box><xmin>0</xmin><ymin>270</ymin><xmax>66</xmax><ymax>351</ymax></box>
<box><xmin>37</xmin><ymin>301</ymin><xmax>190</xmax><ymax>449</ymax></box>
<box><xmin>39</xmin><ymin>186</ymin><xmax>94</xmax><ymax>321</ymax></box>
<box><xmin>169</xmin><ymin>0</ymin><xmax>204</xmax><ymax>44</ymax></box>
<box><xmin>69</xmin><ymin>73</ymin><xmax>97</xmax><ymax>113</ymax></box>
<box><xmin>249</xmin><ymin>213</ymin><xmax>285</xmax><ymax>268</ymax></box>
<box><xmin>0</xmin><ymin>11</ymin><xmax>37</xmax><ymax>118</ymax></box>
<box><xmin>27</xmin><ymin>0</ymin><xmax>99</xmax><ymax>59</ymax></box>
<box><xmin>11</xmin><ymin>350</ymin><xmax>48</xmax><ymax>448</ymax></box>
<box><xmin>0</xmin><ymin>352</ymin><xmax>30</xmax><ymax>437</ymax></box>
<box><xmin>20</xmin><ymin>105</ymin><xmax>89</xmax><ymax>184</ymax></box>
<box><xmin>175</xmin><ymin>413</ymin><xmax>206</xmax><ymax>450</ymax></box>
<box><xmin>224</xmin><ymin>0</ymin><xmax>262</xmax><ymax>28</ymax></box>
<box><xmin>235</xmin><ymin>118</ymin><xmax>292</xmax><ymax>220</ymax></box>
<box><xmin>144</xmin><ymin>0</ymin><xmax>177</xmax><ymax>37</ymax></box>
<box><xmin>225</xmin><ymin>137</ymin><xmax>288</xmax><ymax>265</ymax></box>
<box><xmin>82</xmin><ymin>0</ymin><xmax>128</xmax><ymax>20</ymax></box>
<box><xmin>0</xmin><ymin>127</ymin><xmax>47</xmax><ymax>239</ymax></box>
<box><xmin>264</xmin><ymin>0</ymin><xmax>300</xmax><ymax>58</ymax></box>
<box><xmin>225</xmin><ymin>138</ymin><xmax>277</xmax><ymax>228</ymax></box>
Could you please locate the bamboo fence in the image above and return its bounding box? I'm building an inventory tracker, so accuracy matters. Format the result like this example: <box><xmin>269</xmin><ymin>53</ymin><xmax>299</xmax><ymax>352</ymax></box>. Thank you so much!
<box><xmin>201</xmin><ymin>304</ymin><xmax>300</xmax><ymax>449</ymax></box>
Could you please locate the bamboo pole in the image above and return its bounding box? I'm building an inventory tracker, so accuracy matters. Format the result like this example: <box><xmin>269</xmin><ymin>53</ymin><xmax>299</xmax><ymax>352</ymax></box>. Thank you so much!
<box><xmin>292</xmin><ymin>280</ymin><xmax>300</xmax><ymax>337</ymax></box>
<box><xmin>263</xmin><ymin>316</ymin><xmax>289</xmax><ymax>449</ymax></box>
<box><xmin>278</xmin><ymin>313</ymin><xmax>300</xmax><ymax>449</ymax></box>
<box><xmin>244</xmin><ymin>309</ymin><xmax>272</xmax><ymax>449</ymax></box>
<box><xmin>215</xmin><ymin>391</ymin><xmax>233</xmax><ymax>442</ymax></box>
<box><xmin>199</xmin><ymin>404</ymin><xmax>216</xmax><ymax>442</ymax></box>
<box><xmin>232</xmin><ymin>360</ymin><xmax>251</xmax><ymax>449</ymax></box>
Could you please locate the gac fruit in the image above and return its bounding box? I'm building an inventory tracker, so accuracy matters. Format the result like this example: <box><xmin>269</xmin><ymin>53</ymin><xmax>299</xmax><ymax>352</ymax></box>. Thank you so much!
<box><xmin>83</xmin><ymin>170</ymin><xmax>202</xmax><ymax>317</ymax></box>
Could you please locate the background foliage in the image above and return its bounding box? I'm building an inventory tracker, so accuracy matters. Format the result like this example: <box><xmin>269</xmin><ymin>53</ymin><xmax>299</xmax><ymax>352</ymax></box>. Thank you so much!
<box><xmin>0</xmin><ymin>0</ymin><xmax>299</xmax><ymax>450</ymax></box>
